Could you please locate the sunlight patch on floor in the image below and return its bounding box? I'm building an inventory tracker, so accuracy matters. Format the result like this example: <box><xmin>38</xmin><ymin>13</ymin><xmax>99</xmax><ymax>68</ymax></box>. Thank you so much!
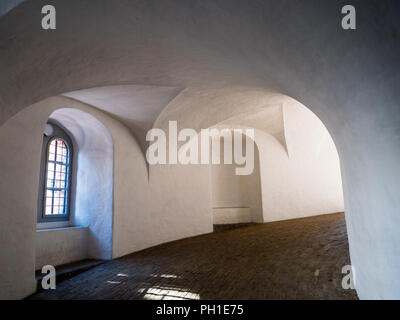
<box><xmin>139</xmin><ymin>286</ymin><xmax>200</xmax><ymax>300</ymax></box>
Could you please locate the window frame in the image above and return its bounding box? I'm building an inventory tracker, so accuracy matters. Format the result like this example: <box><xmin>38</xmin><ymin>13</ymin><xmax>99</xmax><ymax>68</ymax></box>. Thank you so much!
<box><xmin>37</xmin><ymin>122</ymin><xmax>74</xmax><ymax>223</ymax></box>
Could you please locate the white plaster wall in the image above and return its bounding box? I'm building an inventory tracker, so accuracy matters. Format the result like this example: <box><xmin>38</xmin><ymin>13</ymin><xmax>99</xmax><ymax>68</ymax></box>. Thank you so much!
<box><xmin>213</xmin><ymin>208</ymin><xmax>251</xmax><ymax>225</ymax></box>
<box><xmin>0</xmin><ymin>102</ymin><xmax>116</xmax><ymax>298</ymax></box>
<box><xmin>0</xmin><ymin>92</ymin><xmax>344</xmax><ymax>299</ymax></box>
<box><xmin>1</xmin><ymin>0</ymin><xmax>400</xmax><ymax>299</ymax></box>
<box><xmin>63</xmin><ymin>85</ymin><xmax>183</xmax><ymax>154</ymax></box>
<box><xmin>50</xmin><ymin>109</ymin><xmax>114</xmax><ymax>260</ymax></box>
<box><xmin>256</xmin><ymin>102</ymin><xmax>344</xmax><ymax>222</ymax></box>
<box><xmin>111</xmin><ymin>153</ymin><xmax>212</xmax><ymax>258</ymax></box>
<box><xmin>209</xmin><ymin>101</ymin><xmax>343</xmax><ymax>225</ymax></box>
<box><xmin>0</xmin><ymin>96</ymin><xmax>213</xmax><ymax>299</ymax></box>
<box><xmin>35</xmin><ymin>227</ymin><xmax>88</xmax><ymax>270</ymax></box>
<box><xmin>211</xmin><ymin>135</ymin><xmax>263</xmax><ymax>224</ymax></box>
<box><xmin>0</xmin><ymin>105</ymin><xmax>45</xmax><ymax>299</ymax></box>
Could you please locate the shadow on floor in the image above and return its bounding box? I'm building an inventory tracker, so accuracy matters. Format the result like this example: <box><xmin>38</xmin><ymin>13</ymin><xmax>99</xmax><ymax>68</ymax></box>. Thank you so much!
<box><xmin>29</xmin><ymin>213</ymin><xmax>358</xmax><ymax>300</ymax></box>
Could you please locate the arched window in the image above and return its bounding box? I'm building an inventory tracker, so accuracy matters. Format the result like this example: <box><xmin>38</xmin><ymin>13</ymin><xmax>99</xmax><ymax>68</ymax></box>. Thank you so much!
<box><xmin>38</xmin><ymin>122</ymin><xmax>73</xmax><ymax>222</ymax></box>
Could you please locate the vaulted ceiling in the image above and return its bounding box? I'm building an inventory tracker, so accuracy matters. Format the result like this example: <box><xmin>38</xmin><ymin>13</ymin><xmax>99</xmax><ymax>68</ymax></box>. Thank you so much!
<box><xmin>63</xmin><ymin>85</ymin><xmax>183</xmax><ymax>151</ymax></box>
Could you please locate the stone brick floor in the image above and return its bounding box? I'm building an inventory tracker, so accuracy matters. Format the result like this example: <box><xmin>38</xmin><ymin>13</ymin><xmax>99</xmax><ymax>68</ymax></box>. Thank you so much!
<box><xmin>30</xmin><ymin>212</ymin><xmax>358</xmax><ymax>300</ymax></box>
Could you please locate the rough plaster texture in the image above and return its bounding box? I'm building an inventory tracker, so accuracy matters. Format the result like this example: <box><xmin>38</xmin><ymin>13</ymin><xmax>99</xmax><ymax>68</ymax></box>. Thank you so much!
<box><xmin>255</xmin><ymin>102</ymin><xmax>344</xmax><ymax>222</ymax></box>
<box><xmin>0</xmin><ymin>102</ymin><xmax>44</xmax><ymax>299</ymax></box>
<box><xmin>50</xmin><ymin>109</ymin><xmax>114</xmax><ymax>260</ymax></box>
<box><xmin>211</xmin><ymin>134</ymin><xmax>263</xmax><ymax>224</ymax></box>
<box><xmin>0</xmin><ymin>96</ymin><xmax>213</xmax><ymax>299</ymax></box>
<box><xmin>63</xmin><ymin>85</ymin><xmax>183</xmax><ymax>153</ymax></box>
<box><xmin>212</xmin><ymin>208</ymin><xmax>252</xmax><ymax>225</ymax></box>
<box><xmin>0</xmin><ymin>0</ymin><xmax>400</xmax><ymax>299</ymax></box>
<box><xmin>210</xmin><ymin>101</ymin><xmax>344</xmax><ymax>224</ymax></box>
<box><xmin>35</xmin><ymin>227</ymin><xmax>88</xmax><ymax>270</ymax></box>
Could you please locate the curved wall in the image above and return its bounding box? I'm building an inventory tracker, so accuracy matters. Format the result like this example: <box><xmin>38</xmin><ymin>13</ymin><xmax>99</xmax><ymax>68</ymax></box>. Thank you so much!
<box><xmin>0</xmin><ymin>96</ymin><xmax>213</xmax><ymax>299</ymax></box>
<box><xmin>209</xmin><ymin>99</ymin><xmax>344</xmax><ymax>224</ymax></box>
<box><xmin>257</xmin><ymin>102</ymin><xmax>344</xmax><ymax>222</ymax></box>
<box><xmin>0</xmin><ymin>0</ymin><xmax>400</xmax><ymax>299</ymax></box>
<box><xmin>50</xmin><ymin>108</ymin><xmax>114</xmax><ymax>260</ymax></box>
<box><xmin>211</xmin><ymin>134</ymin><xmax>263</xmax><ymax>224</ymax></box>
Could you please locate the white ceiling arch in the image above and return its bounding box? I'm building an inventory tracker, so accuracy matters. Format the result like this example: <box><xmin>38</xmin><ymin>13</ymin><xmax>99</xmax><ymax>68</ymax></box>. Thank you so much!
<box><xmin>63</xmin><ymin>85</ymin><xmax>183</xmax><ymax>152</ymax></box>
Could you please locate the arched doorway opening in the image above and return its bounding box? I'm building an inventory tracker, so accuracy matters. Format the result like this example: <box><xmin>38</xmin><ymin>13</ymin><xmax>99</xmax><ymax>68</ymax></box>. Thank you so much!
<box><xmin>210</xmin><ymin>131</ymin><xmax>263</xmax><ymax>230</ymax></box>
<box><xmin>206</xmin><ymin>97</ymin><xmax>344</xmax><ymax>227</ymax></box>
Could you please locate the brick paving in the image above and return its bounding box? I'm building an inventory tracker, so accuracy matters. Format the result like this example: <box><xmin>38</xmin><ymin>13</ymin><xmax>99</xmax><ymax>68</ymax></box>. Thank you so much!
<box><xmin>30</xmin><ymin>212</ymin><xmax>358</xmax><ymax>300</ymax></box>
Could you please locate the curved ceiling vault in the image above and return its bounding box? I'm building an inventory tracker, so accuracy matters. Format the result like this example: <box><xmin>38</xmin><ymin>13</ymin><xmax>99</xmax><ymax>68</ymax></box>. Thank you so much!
<box><xmin>61</xmin><ymin>85</ymin><xmax>295</xmax><ymax>159</ymax></box>
<box><xmin>62</xmin><ymin>85</ymin><xmax>183</xmax><ymax>153</ymax></box>
<box><xmin>3</xmin><ymin>0</ymin><xmax>395</xmax><ymax>130</ymax></box>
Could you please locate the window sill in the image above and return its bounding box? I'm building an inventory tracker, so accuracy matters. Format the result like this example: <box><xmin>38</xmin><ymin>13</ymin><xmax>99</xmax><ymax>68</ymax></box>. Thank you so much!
<box><xmin>36</xmin><ymin>225</ymin><xmax>87</xmax><ymax>232</ymax></box>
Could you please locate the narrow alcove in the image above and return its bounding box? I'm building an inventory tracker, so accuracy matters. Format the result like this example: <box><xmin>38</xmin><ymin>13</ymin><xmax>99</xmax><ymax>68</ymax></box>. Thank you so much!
<box><xmin>35</xmin><ymin>108</ymin><xmax>114</xmax><ymax>272</ymax></box>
